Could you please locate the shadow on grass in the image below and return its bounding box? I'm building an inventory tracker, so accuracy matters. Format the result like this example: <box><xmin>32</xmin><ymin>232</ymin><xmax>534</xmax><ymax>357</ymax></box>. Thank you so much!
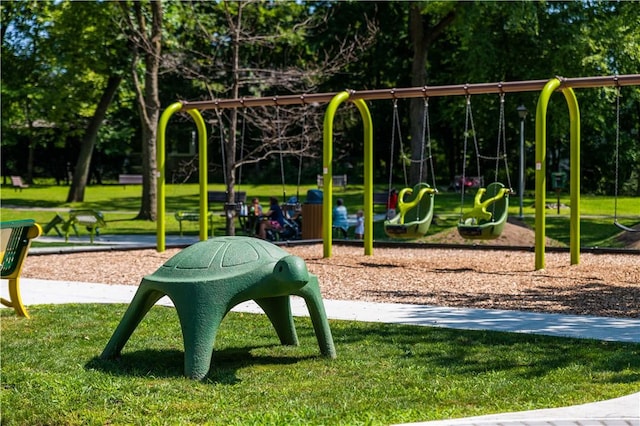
<box><xmin>0</xmin><ymin>197</ymin><xmax>62</xmax><ymax>209</ymax></box>
<box><xmin>327</xmin><ymin>320</ymin><xmax>640</xmax><ymax>383</ymax></box>
<box><xmin>86</xmin><ymin>344</ymin><xmax>316</xmax><ymax>384</ymax></box>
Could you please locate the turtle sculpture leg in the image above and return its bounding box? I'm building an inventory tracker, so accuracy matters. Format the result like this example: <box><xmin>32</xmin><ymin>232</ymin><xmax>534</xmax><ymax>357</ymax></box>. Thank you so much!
<box><xmin>100</xmin><ymin>288</ymin><xmax>166</xmax><ymax>359</ymax></box>
<box><xmin>254</xmin><ymin>296</ymin><xmax>299</xmax><ymax>346</ymax></box>
<box><xmin>254</xmin><ymin>274</ymin><xmax>336</xmax><ymax>359</ymax></box>
<box><xmin>293</xmin><ymin>275</ymin><xmax>336</xmax><ymax>359</ymax></box>
<box><xmin>101</xmin><ymin>268</ymin><xmax>336</xmax><ymax>380</ymax></box>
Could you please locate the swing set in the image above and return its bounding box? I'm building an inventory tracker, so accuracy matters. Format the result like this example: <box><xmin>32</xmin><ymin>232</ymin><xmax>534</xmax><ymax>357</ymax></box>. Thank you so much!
<box><xmin>383</xmin><ymin>91</ymin><xmax>515</xmax><ymax>241</ymax></box>
<box><xmin>156</xmin><ymin>74</ymin><xmax>640</xmax><ymax>270</ymax></box>
<box><xmin>218</xmin><ymin>105</ymin><xmax>307</xmax><ymax>240</ymax></box>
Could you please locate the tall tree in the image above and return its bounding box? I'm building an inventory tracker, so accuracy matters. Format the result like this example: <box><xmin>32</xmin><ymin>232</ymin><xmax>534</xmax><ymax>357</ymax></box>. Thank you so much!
<box><xmin>1</xmin><ymin>0</ymin><xmax>57</xmax><ymax>183</ymax></box>
<box><xmin>66</xmin><ymin>75</ymin><xmax>122</xmax><ymax>201</ymax></box>
<box><xmin>166</xmin><ymin>0</ymin><xmax>375</xmax><ymax>233</ymax></box>
<box><xmin>60</xmin><ymin>1</ymin><xmax>128</xmax><ymax>201</ymax></box>
<box><xmin>408</xmin><ymin>2</ymin><xmax>457</xmax><ymax>186</ymax></box>
<box><xmin>2</xmin><ymin>0</ymin><xmax>127</xmax><ymax>191</ymax></box>
<box><xmin>119</xmin><ymin>0</ymin><xmax>163</xmax><ymax>220</ymax></box>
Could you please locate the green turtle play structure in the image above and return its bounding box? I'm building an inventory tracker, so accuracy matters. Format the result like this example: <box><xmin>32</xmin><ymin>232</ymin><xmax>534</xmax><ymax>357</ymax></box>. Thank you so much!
<box><xmin>101</xmin><ymin>236</ymin><xmax>336</xmax><ymax>380</ymax></box>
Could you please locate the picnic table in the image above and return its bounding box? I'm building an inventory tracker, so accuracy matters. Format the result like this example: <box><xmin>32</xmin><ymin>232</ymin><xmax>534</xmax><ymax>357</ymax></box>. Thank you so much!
<box><xmin>62</xmin><ymin>209</ymin><xmax>106</xmax><ymax>243</ymax></box>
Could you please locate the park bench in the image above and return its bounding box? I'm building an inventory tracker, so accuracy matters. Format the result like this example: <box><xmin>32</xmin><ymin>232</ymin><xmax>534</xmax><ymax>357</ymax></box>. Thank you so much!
<box><xmin>317</xmin><ymin>174</ymin><xmax>348</xmax><ymax>190</ymax></box>
<box><xmin>174</xmin><ymin>211</ymin><xmax>214</xmax><ymax>237</ymax></box>
<box><xmin>118</xmin><ymin>174</ymin><xmax>143</xmax><ymax>187</ymax></box>
<box><xmin>172</xmin><ymin>192</ymin><xmax>246</xmax><ymax>237</ymax></box>
<box><xmin>63</xmin><ymin>209</ymin><xmax>106</xmax><ymax>243</ymax></box>
<box><xmin>10</xmin><ymin>176</ymin><xmax>29</xmax><ymax>191</ymax></box>
<box><xmin>1</xmin><ymin>219</ymin><xmax>42</xmax><ymax>318</ymax></box>
<box><xmin>207</xmin><ymin>190</ymin><xmax>247</xmax><ymax>216</ymax></box>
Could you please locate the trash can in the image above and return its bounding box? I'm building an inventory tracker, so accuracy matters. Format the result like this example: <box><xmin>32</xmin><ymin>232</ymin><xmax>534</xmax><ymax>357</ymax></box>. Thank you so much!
<box><xmin>302</xmin><ymin>190</ymin><xmax>323</xmax><ymax>239</ymax></box>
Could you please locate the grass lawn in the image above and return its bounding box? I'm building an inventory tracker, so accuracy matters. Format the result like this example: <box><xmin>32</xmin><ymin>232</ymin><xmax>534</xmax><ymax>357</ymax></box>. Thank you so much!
<box><xmin>2</xmin><ymin>304</ymin><xmax>639</xmax><ymax>425</ymax></box>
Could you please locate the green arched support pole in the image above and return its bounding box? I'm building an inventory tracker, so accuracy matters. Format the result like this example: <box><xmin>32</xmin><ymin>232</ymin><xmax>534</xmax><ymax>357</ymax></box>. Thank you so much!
<box><xmin>322</xmin><ymin>92</ymin><xmax>374</xmax><ymax>258</ymax></box>
<box><xmin>157</xmin><ymin>103</ymin><xmax>209</xmax><ymax>252</ymax></box>
<box><xmin>535</xmin><ymin>78</ymin><xmax>580</xmax><ymax>270</ymax></box>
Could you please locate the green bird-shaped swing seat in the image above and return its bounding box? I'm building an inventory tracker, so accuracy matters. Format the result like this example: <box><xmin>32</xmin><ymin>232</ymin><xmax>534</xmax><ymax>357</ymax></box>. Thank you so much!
<box><xmin>384</xmin><ymin>183</ymin><xmax>436</xmax><ymax>239</ymax></box>
<box><xmin>457</xmin><ymin>182</ymin><xmax>510</xmax><ymax>240</ymax></box>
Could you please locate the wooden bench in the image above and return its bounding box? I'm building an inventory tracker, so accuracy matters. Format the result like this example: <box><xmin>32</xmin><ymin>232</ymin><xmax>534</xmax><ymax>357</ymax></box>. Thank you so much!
<box><xmin>1</xmin><ymin>219</ymin><xmax>42</xmax><ymax>318</ymax></box>
<box><xmin>10</xmin><ymin>176</ymin><xmax>29</xmax><ymax>191</ymax></box>
<box><xmin>317</xmin><ymin>174</ymin><xmax>348</xmax><ymax>190</ymax></box>
<box><xmin>63</xmin><ymin>209</ymin><xmax>106</xmax><ymax>243</ymax></box>
<box><xmin>118</xmin><ymin>174</ymin><xmax>143</xmax><ymax>187</ymax></box>
<box><xmin>174</xmin><ymin>211</ymin><xmax>214</xmax><ymax>237</ymax></box>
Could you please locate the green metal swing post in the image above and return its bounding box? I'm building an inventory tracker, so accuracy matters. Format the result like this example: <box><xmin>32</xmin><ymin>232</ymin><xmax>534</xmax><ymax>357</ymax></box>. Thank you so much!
<box><xmin>322</xmin><ymin>92</ymin><xmax>374</xmax><ymax>258</ymax></box>
<box><xmin>534</xmin><ymin>78</ymin><xmax>580</xmax><ymax>270</ymax></box>
<box><xmin>157</xmin><ymin>102</ymin><xmax>209</xmax><ymax>252</ymax></box>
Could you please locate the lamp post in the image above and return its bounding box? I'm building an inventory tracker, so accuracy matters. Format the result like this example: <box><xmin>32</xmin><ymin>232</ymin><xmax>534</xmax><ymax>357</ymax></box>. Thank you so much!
<box><xmin>517</xmin><ymin>105</ymin><xmax>528</xmax><ymax>220</ymax></box>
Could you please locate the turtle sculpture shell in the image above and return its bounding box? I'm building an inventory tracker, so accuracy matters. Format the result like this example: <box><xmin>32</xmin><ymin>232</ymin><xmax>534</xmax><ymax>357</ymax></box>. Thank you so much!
<box><xmin>147</xmin><ymin>236</ymin><xmax>308</xmax><ymax>284</ymax></box>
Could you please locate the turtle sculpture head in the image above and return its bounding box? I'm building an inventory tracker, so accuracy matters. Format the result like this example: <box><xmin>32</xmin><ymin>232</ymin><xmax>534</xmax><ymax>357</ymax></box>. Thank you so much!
<box><xmin>270</xmin><ymin>255</ymin><xmax>310</xmax><ymax>293</ymax></box>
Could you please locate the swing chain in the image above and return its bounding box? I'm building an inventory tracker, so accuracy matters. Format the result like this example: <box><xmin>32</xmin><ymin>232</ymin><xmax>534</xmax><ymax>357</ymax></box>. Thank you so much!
<box><xmin>459</xmin><ymin>95</ymin><xmax>473</xmax><ymax>218</ymax></box>
<box><xmin>387</xmin><ymin>99</ymin><xmax>398</xmax><ymax>195</ymax></box>
<box><xmin>419</xmin><ymin>98</ymin><xmax>427</xmax><ymax>182</ymax></box>
<box><xmin>614</xmin><ymin>83</ymin><xmax>621</xmax><ymax>220</ymax></box>
<box><xmin>215</xmin><ymin>108</ymin><xmax>228</xmax><ymax>187</ymax></box>
<box><xmin>497</xmin><ymin>93</ymin><xmax>513</xmax><ymax>192</ymax></box>
<box><xmin>423</xmin><ymin>97</ymin><xmax>438</xmax><ymax>191</ymax></box>
<box><xmin>276</xmin><ymin>106</ymin><xmax>287</xmax><ymax>202</ymax></box>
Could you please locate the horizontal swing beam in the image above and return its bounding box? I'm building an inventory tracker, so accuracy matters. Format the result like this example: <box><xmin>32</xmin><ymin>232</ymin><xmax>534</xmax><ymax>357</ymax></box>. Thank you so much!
<box><xmin>179</xmin><ymin>74</ymin><xmax>640</xmax><ymax>111</ymax></box>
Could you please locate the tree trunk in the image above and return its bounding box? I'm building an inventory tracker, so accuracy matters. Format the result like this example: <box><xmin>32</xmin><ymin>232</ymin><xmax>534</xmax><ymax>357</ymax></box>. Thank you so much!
<box><xmin>126</xmin><ymin>1</ymin><xmax>162</xmax><ymax>221</ymax></box>
<box><xmin>24</xmin><ymin>102</ymin><xmax>35</xmax><ymax>184</ymax></box>
<box><xmin>635</xmin><ymin>99</ymin><xmax>640</xmax><ymax>196</ymax></box>
<box><xmin>66</xmin><ymin>75</ymin><xmax>122</xmax><ymax>202</ymax></box>
<box><xmin>409</xmin><ymin>5</ymin><xmax>427</xmax><ymax>186</ymax></box>
<box><xmin>408</xmin><ymin>5</ymin><xmax>456</xmax><ymax>186</ymax></box>
<box><xmin>224</xmin><ymin>0</ymin><xmax>242</xmax><ymax>236</ymax></box>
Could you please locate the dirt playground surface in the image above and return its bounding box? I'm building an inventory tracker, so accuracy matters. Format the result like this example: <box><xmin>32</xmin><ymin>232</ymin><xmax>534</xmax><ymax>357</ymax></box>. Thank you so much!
<box><xmin>23</xmin><ymin>222</ymin><xmax>640</xmax><ymax>319</ymax></box>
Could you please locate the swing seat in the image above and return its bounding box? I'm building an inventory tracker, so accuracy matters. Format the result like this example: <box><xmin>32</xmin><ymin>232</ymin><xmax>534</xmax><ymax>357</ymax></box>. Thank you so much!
<box><xmin>457</xmin><ymin>182</ymin><xmax>510</xmax><ymax>240</ymax></box>
<box><xmin>614</xmin><ymin>220</ymin><xmax>640</xmax><ymax>233</ymax></box>
<box><xmin>384</xmin><ymin>183</ymin><xmax>435</xmax><ymax>239</ymax></box>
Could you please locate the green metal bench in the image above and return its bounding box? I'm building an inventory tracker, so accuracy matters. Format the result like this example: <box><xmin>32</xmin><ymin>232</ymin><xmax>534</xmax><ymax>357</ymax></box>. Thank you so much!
<box><xmin>1</xmin><ymin>219</ymin><xmax>42</xmax><ymax>318</ymax></box>
<box><xmin>63</xmin><ymin>209</ymin><xmax>106</xmax><ymax>243</ymax></box>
